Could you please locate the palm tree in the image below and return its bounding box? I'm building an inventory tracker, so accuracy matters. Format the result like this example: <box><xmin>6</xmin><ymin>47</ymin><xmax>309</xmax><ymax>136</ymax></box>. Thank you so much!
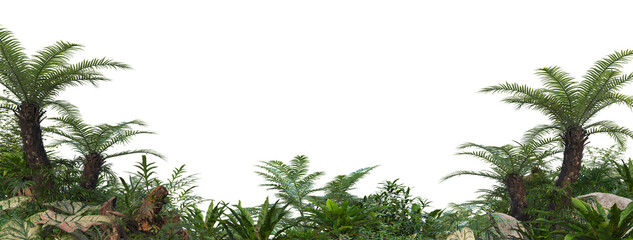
<box><xmin>442</xmin><ymin>134</ymin><xmax>559</xmax><ymax>221</ymax></box>
<box><xmin>255</xmin><ymin>155</ymin><xmax>324</xmax><ymax>217</ymax></box>
<box><xmin>0</xmin><ymin>27</ymin><xmax>130</xmax><ymax>196</ymax></box>
<box><xmin>481</xmin><ymin>50</ymin><xmax>633</xmax><ymax>196</ymax></box>
<box><xmin>48</xmin><ymin>115</ymin><xmax>163</xmax><ymax>190</ymax></box>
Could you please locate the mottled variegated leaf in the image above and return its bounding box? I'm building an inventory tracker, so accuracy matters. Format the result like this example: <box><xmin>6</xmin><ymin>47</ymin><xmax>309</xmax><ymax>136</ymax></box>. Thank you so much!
<box><xmin>0</xmin><ymin>196</ymin><xmax>32</xmax><ymax>212</ymax></box>
<box><xmin>43</xmin><ymin>200</ymin><xmax>100</xmax><ymax>215</ymax></box>
<box><xmin>446</xmin><ymin>227</ymin><xmax>475</xmax><ymax>240</ymax></box>
<box><xmin>0</xmin><ymin>217</ymin><xmax>40</xmax><ymax>240</ymax></box>
<box><xmin>35</xmin><ymin>210</ymin><xmax>110</xmax><ymax>233</ymax></box>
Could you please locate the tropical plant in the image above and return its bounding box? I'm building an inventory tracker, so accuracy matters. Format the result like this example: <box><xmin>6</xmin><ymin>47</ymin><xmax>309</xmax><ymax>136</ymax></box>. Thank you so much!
<box><xmin>183</xmin><ymin>200</ymin><xmax>227</xmax><ymax>240</ymax></box>
<box><xmin>48</xmin><ymin>115</ymin><xmax>162</xmax><ymax>190</ymax></box>
<box><xmin>0</xmin><ymin>27</ymin><xmax>130</xmax><ymax>197</ymax></box>
<box><xmin>442</xmin><ymin>133</ymin><xmax>559</xmax><ymax>221</ymax></box>
<box><xmin>0</xmin><ymin>217</ymin><xmax>39</xmax><ymax>240</ymax></box>
<box><xmin>557</xmin><ymin>198</ymin><xmax>633</xmax><ymax>239</ymax></box>
<box><xmin>116</xmin><ymin>157</ymin><xmax>159</xmax><ymax>216</ymax></box>
<box><xmin>321</xmin><ymin>165</ymin><xmax>377</xmax><ymax>204</ymax></box>
<box><xmin>0</xmin><ymin>198</ymin><xmax>114</xmax><ymax>240</ymax></box>
<box><xmin>306</xmin><ymin>199</ymin><xmax>379</xmax><ymax>239</ymax></box>
<box><xmin>362</xmin><ymin>179</ymin><xmax>437</xmax><ymax>237</ymax></box>
<box><xmin>481</xmin><ymin>50</ymin><xmax>633</xmax><ymax>199</ymax></box>
<box><xmin>0</xmin><ymin>152</ymin><xmax>33</xmax><ymax>198</ymax></box>
<box><xmin>222</xmin><ymin>197</ymin><xmax>290</xmax><ymax>240</ymax></box>
<box><xmin>162</xmin><ymin>164</ymin><xmax>203</xmax><ymax>215</ymax></box>
<box><xmin>613</xmin><ymin>158</ymin><xmax>633</xmax><ymax>195</ymax></box>
<box><xmin>0</xmin><ymin>105</ymin><xmax>20</xmax><ymax>153</ymax></box>
<box><xmin>256</xmin><ymin>155</ymin><xmax>324</xmax><ymax>217</ymax></box>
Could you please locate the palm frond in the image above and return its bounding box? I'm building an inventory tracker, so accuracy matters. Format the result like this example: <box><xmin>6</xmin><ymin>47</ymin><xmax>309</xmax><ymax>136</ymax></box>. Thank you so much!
<box><xmin>585</xmin><ymin>122</ymin><xmax>633</xmax><ymax>148</ymax></box>
<box><xmin>536</xmin><ymin>66</ymin><xmax>577</xmax><ymax>115</ymax></box>
<box><xmin>103</xmin><ymin>149</ymin><xmax>165</xmax><ymax>161</ymax></box>
<box><xmin>30</xmin><ymin>41</ymin><xmax>83</xmax><ymax>81</ymax></box>
<box><xmin>480</xmin><ymin>82</ymin><xmax>568</xmax><ymax>123</ymax></box>
<box><xmin>42</xmin><ymin>99</ymin><xmax>80</xmax><ymax>118</ymax></box>
<box><xmin>0</xmin><ymin>27</ymin><xmax>29</xmax><ymax>102</ymax></box>
<box><xmin>441</xmin><ymin>170</ymin><xmax>504</xmax><ymax>182</ymax></box>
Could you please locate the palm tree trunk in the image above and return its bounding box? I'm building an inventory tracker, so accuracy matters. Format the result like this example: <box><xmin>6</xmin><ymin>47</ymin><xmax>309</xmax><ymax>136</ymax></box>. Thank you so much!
<box><xmin>81</xmin><ymin>153</ymin><xmax>104</xmax><ymax>190</ymax></box>
<box><xmin>555</xmin><ymin>127</ymin><xmax>587</xmax><ymax>195</ymax></box>
<box><xmin>505</xmin><ymin>173</ymin><xmax>528</xmax><ymax>221</ymax></box>
<box><xmin>16</xmin><ymin>102</ymin><xmax>53</xmax><ymax>198</ymax></box>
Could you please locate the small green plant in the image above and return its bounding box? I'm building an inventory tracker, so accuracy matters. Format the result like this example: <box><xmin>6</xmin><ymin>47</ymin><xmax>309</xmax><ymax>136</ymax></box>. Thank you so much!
<box><xmin>306</xmin><ymin>199</ymin><xmax>378</xmax><ymax>239</ymax></box>
<box><xmin>183</xmin><ymin>200</ymin><xmax>227</xmax><ymax>239</ymax></box>
<box><xmin>613</xmin><ymin>158</ymin><xmax>633</xmax><ymax>195</ymax></box>
<box><xmin>222</xmin><ymin>197</ymin><xmax>289</xmax><ymax>240</ymax></box>
<box><xmin>558</xmin><ymin>198</ymin><xmax>633</xmax><ymax>239</ymax></box>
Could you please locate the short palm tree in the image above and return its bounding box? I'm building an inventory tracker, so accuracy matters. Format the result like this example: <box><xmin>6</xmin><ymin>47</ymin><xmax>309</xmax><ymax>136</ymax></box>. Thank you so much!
<box><xmin>255</xmin><ymin>155</ymin><xmax>324</xmax><ymax>217</ymax></box>
<box><xmin>481</xmin><ymin>50</ymin><xmax>633</xmax><ymax>196</ymax></box>
<box><xmin>442</xmin><ymin>134</ymin><xmax>559</xmax><ymax>221</ymax></box>
<box><xmin>48</xmin><ymin>115</ymin><xmax>163</xmax><ymax>190</ymax></box>
<box><xmin>0</xmin><ymin>27</ymin><xmax>130</xmax><ymax>196</ymax></box>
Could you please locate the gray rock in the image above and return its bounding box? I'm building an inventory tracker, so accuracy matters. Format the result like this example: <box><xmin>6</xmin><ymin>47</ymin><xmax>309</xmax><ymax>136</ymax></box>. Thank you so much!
<box><xmin>446</xmin><ymin>227</ymin><xmax>475</xmax><ymax>240</ymax></box>
<box><xmin>576</xmin><ymin>192</ymin><xmax>632</xmax><ymax>210</ymax></box>
<box><xmin>489</xmin><ymin>212</ymin><xmax>526</xmax><ymax>240</ymax></box>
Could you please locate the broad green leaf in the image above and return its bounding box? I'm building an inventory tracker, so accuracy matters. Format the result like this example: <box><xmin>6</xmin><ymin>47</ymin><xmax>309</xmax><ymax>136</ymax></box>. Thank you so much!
<box><xmin>0</xmin><ymin>218</ymin><xmax>40</xmax><ymax>240</ymax></box>
<box><xmin>0</xmin><ymin>196</ymin><xmax>32</xmax><ymax>212</ymax></box>
<box><xmin>43</xmin><ymin>201</ymin><xmax>100</xmax><ymax>215</ymax></box>
<box><xmin>34</xmin><ymin>210</ymin><xmax>110</xmax><ymax>233</ymax></box>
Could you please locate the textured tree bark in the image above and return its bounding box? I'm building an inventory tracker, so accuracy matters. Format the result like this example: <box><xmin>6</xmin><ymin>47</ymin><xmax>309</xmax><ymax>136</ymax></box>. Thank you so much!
<box><xmin>135</xmin><ymin>186</ymin><xmax>169</xmax><ymax>233</ymax></box>
<box><xmin>506</xmin><ymin>173</ymin><xmax>529</xmax><ymax>221</ymax></box>
<box><xmin>16</xmin><ymin>102</ymin><xmax>53</xmax><ymax>198</ymax></box>
<box><xmin>555</xmin><ymin>127</ymin><xmax>587</xmax><ymax>196</ymax></box>
<box><xmin>100</xmin><ymin>197</ymin><xmax>129</xmax><ymax>240</ymax></box>
<box><xmin>81</xmin><ymin>153</ymin><xmax>104</xmax><ymax>190</ymax></box>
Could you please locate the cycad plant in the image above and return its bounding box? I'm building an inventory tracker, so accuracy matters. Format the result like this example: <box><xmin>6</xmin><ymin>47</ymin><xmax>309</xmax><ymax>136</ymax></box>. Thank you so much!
<box><xmin>48</xmin><ymin>115</ymin><xmax>163</xmax><ymax>190</ymax></box>
<box><xmin>256</xmin><ymin>155</ymin><xmax>324</xmax><ymax>217</ymax></box>
<box><xmin>481</xmin><ymin>50</ymin><xmax>633</xmax><ymax>197</ymax></box>
<box><xmin>0</xmin><ymin>27</ymin><xmax>130</xmax><ymax>197</ymax></box>
<box><xmin>442</xmin><ymin>133</ymin><xmax>559</xmax><ymax>221</ymax></box>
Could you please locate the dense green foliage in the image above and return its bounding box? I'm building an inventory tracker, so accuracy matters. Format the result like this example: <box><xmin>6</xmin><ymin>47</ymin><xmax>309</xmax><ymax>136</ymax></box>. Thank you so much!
<box><xmin>4</xmin><ymin>26</ymin><xmax>633</xmax><ymax>239</ymax></box>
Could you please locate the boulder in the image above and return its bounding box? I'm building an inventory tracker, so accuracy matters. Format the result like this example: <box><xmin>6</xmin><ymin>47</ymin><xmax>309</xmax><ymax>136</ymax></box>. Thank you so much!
<box><xmin>446</xmin><ymin>227</ymin><xmax>475</xmax><ymax>240</ymax></box>
<box><xmin>489</xmin><ymin>212</ymin><xmax>526</xmax><ymax>240</ymax></box>
<box><xmin>576</xmin><ymin>192</ymin><xmax>632</xmax><ymax>210</ymax></box>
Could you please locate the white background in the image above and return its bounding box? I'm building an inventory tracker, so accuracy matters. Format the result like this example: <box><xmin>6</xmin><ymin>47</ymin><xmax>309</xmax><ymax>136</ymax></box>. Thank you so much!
<box><xmin>2</xmin><ymin>1</ymin><xmax>633</xmax><ymax>210</ymax></box>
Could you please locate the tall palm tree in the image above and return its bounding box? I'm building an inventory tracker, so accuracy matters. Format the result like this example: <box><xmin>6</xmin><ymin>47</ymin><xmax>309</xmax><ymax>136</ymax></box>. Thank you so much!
<box><xmin>0</xmin><ymin>27</ymin><xmax>130</xmax><ymax>197</ymax></box>
<box><xmin>255</xmin><ymin>155</ymin><xmax>324</xmax><ymax>217</ymax></box>
<box><xmin>481</xmin><ymin>50</ymin><xmax>633</xmax><ymax>197</ymax></box>
<box><xmin>48</xmin><ymin>115</ymin><xmax>163</xmax><ymax>190</ymax></box>
<box><xmin>442</xmin><ymin>134</ymin><xmax>559</xmax><ymax>221</ymax></box>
